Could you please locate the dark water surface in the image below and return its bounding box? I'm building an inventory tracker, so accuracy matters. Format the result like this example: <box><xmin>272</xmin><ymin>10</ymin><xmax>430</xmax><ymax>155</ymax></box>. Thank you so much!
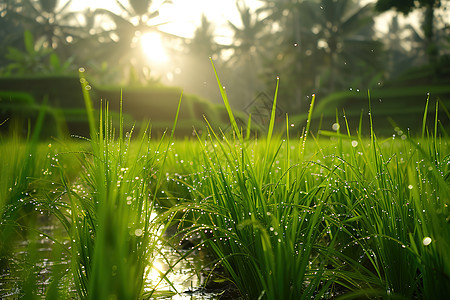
<box><xmin>0</xmin><ymin>215</ymin><xmax>226</xmax><ymax>299</ymax></box>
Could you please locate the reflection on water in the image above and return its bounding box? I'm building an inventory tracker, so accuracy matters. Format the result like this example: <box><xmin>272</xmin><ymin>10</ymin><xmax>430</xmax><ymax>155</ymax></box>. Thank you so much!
<box><xmin>0</xmin><ymin>218</ymin><xmax>74</xmax><ymax>299</ymax></box>
<box><xmin>0</xmin><ymin>215</ymin><xmax>222</xmax><ymax>299</ymax></box>
<box><xmin>144</xmin><ymin>245</ymin><xmax>222</xmax><ymax>299</ymax></box>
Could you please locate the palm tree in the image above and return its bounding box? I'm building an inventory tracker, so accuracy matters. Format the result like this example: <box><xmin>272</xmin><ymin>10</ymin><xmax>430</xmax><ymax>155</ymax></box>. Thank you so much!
<box><xmin>227</xmin><ymin>1</ymin><xmax>268</xmax><ymax>66</ymax></box>
<box><xmin>258</xmin><ymin>0</ymin><xmax>383</xmax><ymax>112</ymax></box>
<box><xmin>224</xmin><ymin>0</ymin><xmax>269</xmax><ymax>108</ymax></box>
<box><xmin>375</xmin><ymin>0</ymin><xmax>444</xmax><ymax>66</ymax></box>
<box><xmin>63</xmin><ymin>7</ymin><xmax>127</xmax><ymax>83</ymax></box>
<box><xmin>382</xmin><ymin>15</ymin><xmax>427</xmax><ymax>78</ymax></box>
<box><xmin>0</xmin><ymin>0</ymin><xmax>93</xmax><ymax>75</ymax></box>
<box><xmin>303</xmin><ymin>0</ymin><xmax>383</xmax><ymax>92</ymax></box>
<box><xmin>187</xmin><ymin>14</ymin><xmax>220</xmax><ymax>58</ymax></box>
<box><xmin>257</xmin><ymin>0</ymin><xmax>311</xmax><ymax>111</ymax></box>
<box><xmin>4</xmin><ymin>0</ymin><xmax>77</xmax><ymax>53</ymax></box>
<box><xmin>91</xmin><ymin>0</ymin><xmax>177</xmax><ymax>84</ymax></box>
<box><xmin>171</xmin><ymin>14</ymin><xmax>224</xmax><ymax>103</ymax></box>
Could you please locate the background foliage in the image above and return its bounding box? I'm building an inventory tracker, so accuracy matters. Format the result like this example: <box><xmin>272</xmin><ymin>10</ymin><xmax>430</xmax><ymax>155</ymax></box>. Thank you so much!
<box><xmin>0</xmin><ymin>0</ymin><xmax>449</xmax><ymax>133</ymax></box>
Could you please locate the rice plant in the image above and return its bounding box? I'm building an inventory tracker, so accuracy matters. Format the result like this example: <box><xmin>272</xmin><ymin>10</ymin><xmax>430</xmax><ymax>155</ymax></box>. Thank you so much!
<box><xmin>315</xmin><ymin>95</ymin><xmax>450</xmax><ymax>299</ymax></box>
<box><xmin>165</xmin><ymin>62</ymin><xmax>371</xmax><ymax>299</ymax></box>
<box><xmin>164</xmin><ymin>62</ymin><xmax>449</xmax><ymax>299</ymax></box>
<box><xmin>1</xmin><ymin>66</ymin><xmax>448</xmax><ymax>300</ymax></box>
<box><xmin>52</xmin><ymin>70</ymin><xmax>183</xmax><ymax>299</ymax></box>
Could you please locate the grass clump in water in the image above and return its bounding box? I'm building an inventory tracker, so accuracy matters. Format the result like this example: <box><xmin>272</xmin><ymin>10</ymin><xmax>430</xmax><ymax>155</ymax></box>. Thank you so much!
<box><xmin>53</xmin><ymin>70</ymin><xmax>183</xmax><ymax>299</ymax></box>
<box><xmin>168</xmin><ymin>62</ymin><xmax>449</xmax><ymax>299</ymax></box>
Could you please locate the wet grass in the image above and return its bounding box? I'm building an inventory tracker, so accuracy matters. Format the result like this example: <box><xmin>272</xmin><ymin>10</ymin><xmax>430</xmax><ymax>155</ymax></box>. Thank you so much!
<box><xmin>166</xmin><ymin>63</ymin><xmax>449</xmax><ymax>299</ymax></box>
<box><xmin>0</xmin><ymin>65</ymin><xmax>449</xmax><ymax>299</ymax></box>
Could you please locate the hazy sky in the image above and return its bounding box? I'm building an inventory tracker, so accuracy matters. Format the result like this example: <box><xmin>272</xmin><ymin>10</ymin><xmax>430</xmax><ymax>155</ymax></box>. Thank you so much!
<box><xmin>66</xmin><ymin>0</ymin><xmax>422</xmax><ymax>43</ymax></box>
<box><xmin>69</xmin><ymin>0</ymin><xmax>262</xmax><ymax>39</ymax></box>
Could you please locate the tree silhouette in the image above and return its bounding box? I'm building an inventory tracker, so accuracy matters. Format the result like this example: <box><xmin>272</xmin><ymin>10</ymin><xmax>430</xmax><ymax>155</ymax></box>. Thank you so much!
<box><xmin>0</xmin><ymin>0</ymin><xmax>102</xmax><ymax>77</ymax></box>
<box><xmin>383</xmin><ymin>15</ymin><xmax>428</xmax><ymax>78</ymax></box>
<box><xmin>258</xmin><ymin>0</ymin><xmax>382</xmax><ymax>112</ymax></box>
<box><xmin>90</xmin><ymin>0</ymin><xmax>176</xmax><ymax>84</ymax></box>
<box><xmin>225</xmin><ymin>0</ymin><xmax>268</xmax><ymax>108</ymax></box>
<box><xmin>227</xmin><ymin>0</ymin><xmax>267</xmax><ymax>67</ymax></box>
<box><xmin>171</xmin><ymin>14</ymin><xmax>224</xmax><ymax>103</ymax></box>
<box><xmin>2</xmin><ymin>0</ymin><xmax>79</xmax><ymax>58</ymax></box>
<box><xmin>304</xmin><ymin>0</ymin><xmax>382</xmax><ymax>92</ymax></box>
<box><xmin>187</xmin><ymin>14</ymin><xmax>220</xmax><ymax>58</ymax></box>
<box><xmin>257</xmin><ymin>0</ymin><xmax>310</xmax><ymax>111</ymax></box>
<box><xmin>375</xmin><ymin>0</ymin><xmax>443</xmax><ymax>65</ymax></box>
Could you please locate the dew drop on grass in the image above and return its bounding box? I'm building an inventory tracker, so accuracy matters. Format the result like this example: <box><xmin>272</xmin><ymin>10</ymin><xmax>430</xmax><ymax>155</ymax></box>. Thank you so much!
<box><xmin>332</xmin><ymin>123</ymin><xmax>340</xmax><ymax>131</ymax></box>
<box><xmin>423</xmin><ymin>237</ymin><xmax>432</xmax><ymax>246</ymax></box>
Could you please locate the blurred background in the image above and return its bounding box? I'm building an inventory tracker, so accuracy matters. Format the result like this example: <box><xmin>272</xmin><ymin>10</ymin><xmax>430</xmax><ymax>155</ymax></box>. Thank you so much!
<box><xmin>0</xmin><ymin>0</ymin><xmax>449</xmax><ymax>137</ymax></box>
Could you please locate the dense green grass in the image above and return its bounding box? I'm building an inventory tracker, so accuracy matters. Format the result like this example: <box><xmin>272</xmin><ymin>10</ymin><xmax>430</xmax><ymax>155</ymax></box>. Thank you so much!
<box><xmin>163</xmin><ymin>63</ymin><xmax>449</xmax><ymax>299</ymax></box>
<box><xmin>165</xmin><ymin>97</ymin><xmax>445</xmax><ymax>299</ymax></box>
<box><xmin>0</xmin><ymin>66</ymin><xmax>448</xmax><ymax>299</ymax></box>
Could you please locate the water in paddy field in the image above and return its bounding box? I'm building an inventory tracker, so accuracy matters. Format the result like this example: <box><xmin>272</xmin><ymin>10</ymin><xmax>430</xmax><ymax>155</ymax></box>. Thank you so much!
<box><xmin>0</xmin><ymin>215</ymin><xmax>225</xmax><ymax>299</ymax></box>
<box><xmin>144</xmin><ymin>246</ymin><xmax>224</xmax><ymax>299</ymax></box>
<box><xmin>0</xmin><ymin>215</ymin><xmax>74</xmax><ymax>299</ymax></box>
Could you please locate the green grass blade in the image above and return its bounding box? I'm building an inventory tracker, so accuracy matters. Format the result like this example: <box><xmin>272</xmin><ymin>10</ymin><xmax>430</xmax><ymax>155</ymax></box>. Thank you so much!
<box><xmin>79</xmin><ymin>68</ymin><xmax>97</xmax><ymax>139</ymax></box>
<box><xmin>422</xmin><ymin>94</ymin><xmax>430</xmax><ymax>140</ymax></box>
<box><xmin>210</xmin><ymin>58</ymin><xmax>242</xmax><ymax>141</ymax></box>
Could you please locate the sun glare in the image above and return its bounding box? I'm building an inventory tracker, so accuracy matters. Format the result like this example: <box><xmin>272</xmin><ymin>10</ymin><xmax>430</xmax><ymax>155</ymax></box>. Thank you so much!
<box><xmin>141</xmin><ymin>32</ymin><xmax>169</xmax><ymax>63</ymax></box>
